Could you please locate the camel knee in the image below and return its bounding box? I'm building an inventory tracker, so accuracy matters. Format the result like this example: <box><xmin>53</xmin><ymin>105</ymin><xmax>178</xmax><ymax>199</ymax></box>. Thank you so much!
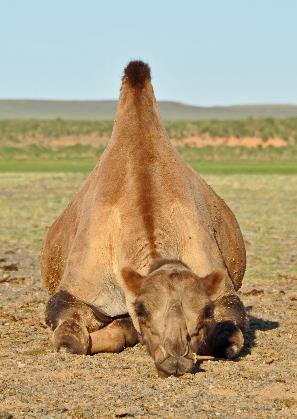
<box><xmin>199</xmin><ymin>295</ymin><xmax>248</xmax><ymax>359</ymax></box>
<box><xmin>213</xmin><ymin>294</ymin><xmax>248</xmax><ymax>331</ymax></box>
<box><xmin>208</xmin><ymin>320</ymin><xmax>244</xmax><ymax>359</ymax></box>
<box><xmin>45</xmin><ymin>290</ymin><xmax>96</xmax><ymax>355</ymax></box>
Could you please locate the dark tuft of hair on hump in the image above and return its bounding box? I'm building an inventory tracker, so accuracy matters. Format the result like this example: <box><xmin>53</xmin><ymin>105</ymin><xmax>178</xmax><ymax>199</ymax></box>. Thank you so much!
<box><xmin>123</xmin><ymin>60</ymin><xmax>151</xmax><ymax>88</ymax></box>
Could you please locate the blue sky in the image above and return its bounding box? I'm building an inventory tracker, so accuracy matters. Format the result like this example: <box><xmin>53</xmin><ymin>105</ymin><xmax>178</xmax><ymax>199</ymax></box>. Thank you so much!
<box><xmin>1</xmin><ymin>0</ymin><xmax>297</xmax><ymax>105</ymax></box>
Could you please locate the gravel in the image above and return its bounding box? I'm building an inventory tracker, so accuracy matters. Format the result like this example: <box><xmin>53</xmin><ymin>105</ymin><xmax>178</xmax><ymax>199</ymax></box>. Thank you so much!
<box><xmin>0</xmin><ymin>247</ymin><xmax>296</xmax><ymax>418</ymax></box>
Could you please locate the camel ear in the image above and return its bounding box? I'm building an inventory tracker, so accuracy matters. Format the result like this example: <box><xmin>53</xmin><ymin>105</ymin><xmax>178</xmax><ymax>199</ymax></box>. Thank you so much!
<box><xmin>121</xmin><ymin>267</ymin><xmax>145</xmax><ymax>295</ymax></box>
<box><xmin>202</xmin><ymin>271</ymin><xmax>224</xmax><ymax>297</ymax></box>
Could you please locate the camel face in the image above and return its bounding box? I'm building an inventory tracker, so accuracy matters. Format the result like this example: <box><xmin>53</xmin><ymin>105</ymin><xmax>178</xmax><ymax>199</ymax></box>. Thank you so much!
<box><xmin>122</xmin><ymin>260</ymin><xmax>224</xmax><ymax>377</ymax></box>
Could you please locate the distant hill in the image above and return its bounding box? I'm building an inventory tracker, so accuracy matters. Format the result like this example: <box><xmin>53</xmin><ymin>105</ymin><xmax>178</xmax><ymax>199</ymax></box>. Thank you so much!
<box><xmin>1</xmin><ymin>100</ymin><xmax>297</xmax><ymax>120</ymax></box>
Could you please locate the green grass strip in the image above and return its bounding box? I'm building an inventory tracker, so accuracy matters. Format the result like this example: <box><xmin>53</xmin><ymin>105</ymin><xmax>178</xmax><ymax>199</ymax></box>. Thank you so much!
<box><xmin>0</xmin><ymin>159</ymin><xmax>296</xmax><ymax>174</ymax></box>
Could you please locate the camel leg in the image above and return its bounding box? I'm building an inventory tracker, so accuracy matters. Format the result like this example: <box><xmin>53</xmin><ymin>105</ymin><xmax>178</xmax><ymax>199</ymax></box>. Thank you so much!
<box><xmin>90</xmin><ymin>318</ymin><xmax>139</xmax><ymax>354</ymax></box>
<box><xmin>201</xmin><ymin>294</ymin><xmax>248</xmax><ymax>359</ymax></box>
<box><xmin>45</xmin><ymin>290</ymin><xmax>103</xmax><ymax>355</ymax></box>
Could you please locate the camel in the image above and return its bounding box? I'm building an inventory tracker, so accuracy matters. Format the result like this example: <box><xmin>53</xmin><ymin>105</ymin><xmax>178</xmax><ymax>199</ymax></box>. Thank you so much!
<box><xmin>41</xmin><ymin>61</ymin><xmax>248</xmax><ymax>377</ymax></box>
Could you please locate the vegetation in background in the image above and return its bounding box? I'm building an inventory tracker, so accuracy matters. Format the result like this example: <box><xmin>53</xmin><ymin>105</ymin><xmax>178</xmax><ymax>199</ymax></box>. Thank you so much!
<box><xmin>1</xmin><ymin>118</ymin><xmax>297</xmax><ymax>143</ymax></box>
<box><xmin>167</xmin><ymin>118</ymin><xmax>297</xmax><ymax>142</ymax></box>
<box><xmin>0</xmin><ymin>119</ymin><xmax>113</xmax><ymax>143</ymax></box>
<box><xmin>0</xmin><ymin>118</ymin><xmax>297</xmax><ymax>174</ymax></box>
<box><xmin>1</xmin><ymin>157</ymin><xmax>296</xmax><ymax>175</ymax></box>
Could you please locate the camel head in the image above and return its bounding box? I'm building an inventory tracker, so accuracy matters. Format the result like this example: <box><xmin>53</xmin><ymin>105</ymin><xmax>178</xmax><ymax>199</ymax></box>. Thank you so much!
<box><xmin>122</xmin><ymin>259</ymin><xmax>224</xmax><ymax>377</ymax></box>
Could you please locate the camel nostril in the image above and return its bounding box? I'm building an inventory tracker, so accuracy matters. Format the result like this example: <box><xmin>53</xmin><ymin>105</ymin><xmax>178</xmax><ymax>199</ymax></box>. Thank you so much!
<box><xmin>163</xmin><ymin>338</ymin><xmax>190</xmax><ymax>358</ymax></box>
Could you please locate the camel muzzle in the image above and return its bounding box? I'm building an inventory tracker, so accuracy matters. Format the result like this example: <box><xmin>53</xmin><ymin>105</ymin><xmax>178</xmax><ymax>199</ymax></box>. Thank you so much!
<box><xmin>155</xmin><ymin>353</ymin><xmax>195</xmax><ymax>378</ymax></box>
<box><xmin>154</xmin><ymin>343</ymin><xmax>194</xmax><ymax>378</ymax></box>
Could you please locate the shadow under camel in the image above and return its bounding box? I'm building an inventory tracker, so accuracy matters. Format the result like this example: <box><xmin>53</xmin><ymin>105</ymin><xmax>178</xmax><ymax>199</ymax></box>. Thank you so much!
<box><xmin>241</xmin><ymin>307</ymin><xmax>279</xmax><ymax>357</ymax></box>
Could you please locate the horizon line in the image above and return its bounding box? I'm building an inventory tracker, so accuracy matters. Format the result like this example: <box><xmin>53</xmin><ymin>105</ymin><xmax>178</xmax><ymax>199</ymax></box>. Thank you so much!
<box><xmin>1</xmin><ymin>98</ymin><xmax>297</xmax><ymax>108</ymax></box>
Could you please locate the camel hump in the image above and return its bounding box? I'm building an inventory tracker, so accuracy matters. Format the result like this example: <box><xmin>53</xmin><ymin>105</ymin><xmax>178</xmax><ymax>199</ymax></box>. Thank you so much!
<box><xmin>115</xmin><ymin>60</ymin><xmax>164</xmax><ymax>145</ymax></box>
<box><xmin>123</xmin><ymin>60</ymin><xmax>151</xmax><ymax>89</ymax></box>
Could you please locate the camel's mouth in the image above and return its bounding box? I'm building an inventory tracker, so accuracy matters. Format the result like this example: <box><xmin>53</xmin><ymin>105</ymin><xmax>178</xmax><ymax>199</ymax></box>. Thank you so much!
<box><xmin>155</xmin><ymin>354</ymin><xmax>195</xmax><ymax>378</ymax></box>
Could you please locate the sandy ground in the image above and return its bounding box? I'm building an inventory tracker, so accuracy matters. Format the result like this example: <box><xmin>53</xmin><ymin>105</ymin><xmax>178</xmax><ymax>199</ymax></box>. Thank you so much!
<box><xmin>0</xmin><ymin>173</ymin><xmax>296</xmax><ymax>418</ymax></box>
<box><xmin>0</xmin><ymin>247</ymin><xmax>296</xmax><ymax>419</ymax></box>
<box><xmin>172</xmin><ymin>136</ymin><xmax>287</xmax><ymax>148</ymax></box>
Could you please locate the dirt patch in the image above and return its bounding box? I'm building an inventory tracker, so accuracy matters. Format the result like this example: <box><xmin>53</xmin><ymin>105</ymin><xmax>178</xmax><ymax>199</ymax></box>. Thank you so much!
<box><xmin>172</xmin><ymin>135</ymin><xmax>287</xmax><ymax>148</ymax></box>
<box><xmin>6</xmin><ymin>134</ymin><xmax>287</xmax><ymax>149</ymax></box>
<box><xmin>49</xmin><ymin>134</ymin><xmax>109</xmax><ymax>148</ymax></box>
<box><xmin>0</xmin><ymin>247</ymin><xmax>297</xmax><ymax>418</ymax></box>
<box><xmin>6</xmin><ymin>134</ymin><xmax>109</xmax><ymax>148</ymax></box>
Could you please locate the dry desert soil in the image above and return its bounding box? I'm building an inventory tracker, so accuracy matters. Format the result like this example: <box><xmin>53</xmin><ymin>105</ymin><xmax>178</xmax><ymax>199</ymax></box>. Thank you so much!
<box><xmin>0</xmin><ymin>173</ymin><xmax>296</xmax><ymax>418</ymax></box>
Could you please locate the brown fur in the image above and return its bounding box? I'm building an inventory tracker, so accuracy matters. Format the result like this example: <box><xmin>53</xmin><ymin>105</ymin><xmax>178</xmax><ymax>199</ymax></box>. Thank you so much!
<box><xmin>135</xmin><ymin>144</ymin><xmax>160</xmax><ymax>259</ymax></box>
<box><xmin>149</xmin><ymin>258</ymin><xmax>189</xmax><ymax>273</ymax></box>
<box><xmin>196</xmin><ymin>293</ymin><xmax>248</xmax><ymax>358</ymax></box>
<box><xmin>122</xmin><ymin>264</ymin><xmax>246</xmax><ymax>377</ymax></box>
<box><xmin>41</xmin><ymin>60</ymin><xmax>247</xmax><ymax>376</ymax></box>
<box><xmin>131</xmin><ymin>83</ymin><xmax>160</xmax><ymax>259</ymax></box>
<box><xmin>121</xmin><ymin>268</ymin><xmax>144</xmax><ymax>295</ymax></box>
<box><xmin>201</xmin><ymin>271</ymin><xmax>224</xmax><ymax>297</ymax></box>
<box><xmin>90</xmin><ymin>318</ymin><xmax>139</xmax><ymax>354</ymax></box>
<box><xmin>123</xmin><ymin>60</ymin><xmax>151</xmax><ymax>88</ymax></box>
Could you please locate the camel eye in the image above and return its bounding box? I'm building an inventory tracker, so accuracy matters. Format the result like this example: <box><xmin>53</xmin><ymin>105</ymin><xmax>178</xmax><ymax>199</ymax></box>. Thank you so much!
<box><xmin>134</xmin><ymin>302</ymin><xmax>148</xmax><ymax>317</ymax></box>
